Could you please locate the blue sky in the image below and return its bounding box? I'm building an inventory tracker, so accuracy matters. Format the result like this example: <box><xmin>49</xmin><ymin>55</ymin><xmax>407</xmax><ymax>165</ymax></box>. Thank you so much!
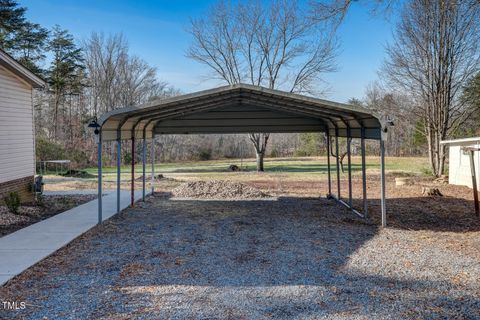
<box><xmin>21</xmin><ymin>0</ymin><xmax>395</xmax><ymax>103</ymax></box>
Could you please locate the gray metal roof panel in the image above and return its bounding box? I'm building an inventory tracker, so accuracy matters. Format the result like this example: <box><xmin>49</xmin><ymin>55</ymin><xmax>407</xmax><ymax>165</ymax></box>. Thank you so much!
<box><xmin>98</xmin><ymin>84</ymin><xmax>382</xmax><ymax>140</ymax></box>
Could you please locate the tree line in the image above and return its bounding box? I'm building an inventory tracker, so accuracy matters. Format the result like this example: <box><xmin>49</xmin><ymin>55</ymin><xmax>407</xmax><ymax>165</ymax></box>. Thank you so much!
<box><xmin>1</xmin><ymin>0</ymin><xmax>479</xmax><ymax>176</ymax></box>
<box><xmin>187</xmin><ymin>0</ymin><xmax>480</xmax><ymax>176</ymax></box>
<box><xmin>1</xmin><ymin>0</ymin><xmax>179</xmax><ymax>168</ymax></box>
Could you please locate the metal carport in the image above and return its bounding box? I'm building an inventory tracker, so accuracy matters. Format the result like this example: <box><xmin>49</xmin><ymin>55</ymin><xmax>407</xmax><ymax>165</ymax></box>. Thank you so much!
<box><xmin>95</xmin><ymin>84</ymin><xmax>388</xmax><ymax>225</ymax></box>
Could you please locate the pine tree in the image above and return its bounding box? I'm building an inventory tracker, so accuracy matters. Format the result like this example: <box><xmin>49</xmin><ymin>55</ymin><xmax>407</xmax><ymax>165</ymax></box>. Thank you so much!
<box><xmin>0</xmin><ymin>1</ymin><xmax>48</xmax><ymax>74</ymax></box>
<box><xmin>0</xmin><ymin>0</ymin><xmax>26</xmax><ymax>48</ymax></box>
<box><xmin>458</xmin><ymin>73</ymin><xmax>480</xmax><ymax>137</ymax></box>
<box><xmin>47</xmin><ymin>25</ymin><xmax>85</xmax><ymax>141</ymax></box>
<box><xmin>13</xmin><ymin>22</ymin><xmax>49</xmax><ymax>74</ymax></box>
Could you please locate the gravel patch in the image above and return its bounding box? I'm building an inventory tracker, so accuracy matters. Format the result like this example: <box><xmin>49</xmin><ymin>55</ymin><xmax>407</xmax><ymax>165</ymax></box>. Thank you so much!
<box><xmin>0</xmin><ymin>194</ymin><xmax>97</xmax><ymax>237</ymax></box>
<box><xmin>172</xmin><ymin>180</ymin><xmax>270</xmax><ymax>199</ymax></box>
<box><xmin>1</xmin><ymin>194</ymin><xmax>478</xmax><ymax>319</ymax></box>
<box><xmin>0</xmin><ymin>210</ymin><xmax>31</xmax><ymax>225</ymax></box>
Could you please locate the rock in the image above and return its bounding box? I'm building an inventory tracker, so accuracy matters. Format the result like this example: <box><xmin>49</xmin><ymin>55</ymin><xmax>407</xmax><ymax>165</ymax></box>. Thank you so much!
<box><xmin>228</xmin><ymin>165</ymin><xmax>240</xmax><ymax>172</ymax></box>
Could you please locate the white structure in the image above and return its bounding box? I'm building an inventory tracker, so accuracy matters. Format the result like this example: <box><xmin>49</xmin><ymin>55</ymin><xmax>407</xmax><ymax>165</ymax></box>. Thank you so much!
<box><xmin>442</xmin><ymin>137</ymin><xmax>480</xmax><ymax>188</ymax></box>
<box><xmin>0</xmin><ymin>49</ymin><xmax>45</xmax><ymax>201</ymax></box>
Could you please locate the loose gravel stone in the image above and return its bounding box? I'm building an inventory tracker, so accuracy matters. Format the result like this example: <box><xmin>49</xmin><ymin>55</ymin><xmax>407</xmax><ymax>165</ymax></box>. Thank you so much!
<box><xmin>0</xmin><ymin>210</ymin><xmax>31</xmax><ymax>225</ymax></box>
<box><xmin>172</xmin><ymin>180</ymin><xmax>270</xmax><ymax>199</ymax></box>
<box><xmin>1</xmin><ymin>194</ymin><xmax>478</xmax><ymax>319</ymax></box>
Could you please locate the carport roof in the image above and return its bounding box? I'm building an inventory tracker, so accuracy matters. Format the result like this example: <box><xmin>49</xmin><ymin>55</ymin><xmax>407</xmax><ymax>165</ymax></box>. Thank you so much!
<box><xmin>98</xmin><ymin>84</ymin><xmax>383</xmax><ymax>141</ymax></box>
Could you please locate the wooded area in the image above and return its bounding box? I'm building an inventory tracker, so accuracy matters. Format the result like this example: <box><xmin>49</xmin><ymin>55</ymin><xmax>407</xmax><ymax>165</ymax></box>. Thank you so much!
<box><xmin>1</xmin><ymin>0</ymin><xmax>479</xmax><ymax>176</ymax></box>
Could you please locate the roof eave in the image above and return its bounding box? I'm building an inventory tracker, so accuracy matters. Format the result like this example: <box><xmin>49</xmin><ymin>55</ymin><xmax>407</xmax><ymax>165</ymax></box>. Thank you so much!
<box><xmin>0</xmin><ymin>49</ymin><xmax>46</xmax><ymax>88</ymax></box>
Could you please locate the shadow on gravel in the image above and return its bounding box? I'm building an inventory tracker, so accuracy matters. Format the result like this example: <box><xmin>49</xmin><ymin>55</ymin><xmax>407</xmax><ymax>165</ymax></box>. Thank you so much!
<box><xmin>2</xmin><ymin>194</ymin><xmax>478</xmax><ymax>319</ymax></box>
<box><xmin>354</xmin><ymin>196</ymin><xmax>480</xmax><ymax>232</ymax></box>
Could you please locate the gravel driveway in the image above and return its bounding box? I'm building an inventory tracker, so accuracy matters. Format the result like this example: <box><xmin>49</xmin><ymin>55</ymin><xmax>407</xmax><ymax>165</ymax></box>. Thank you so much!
<box><xmin>1</xmin><ymin>193</ymin><xmax>479</xmax><ymax>319</ymax></box>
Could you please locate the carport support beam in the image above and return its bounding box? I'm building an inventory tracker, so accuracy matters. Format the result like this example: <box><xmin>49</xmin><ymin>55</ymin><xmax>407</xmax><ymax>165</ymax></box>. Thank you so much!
<box><xmin>326</xmin><ymin>131</ymin><xmax>331</xmax><ymax>197</ymax></box>
<box><xmin>97</xmin><ymin>131</ymin><xmax>102</xmax><ymax>224</ymax></box>
<box><xmin>131</xmin><ymin>136</ymin><xmax>135</xmax><ymax>207</ymax></box>
<box><xmin>335</xmin><ymin>127</ymin><xmax>341</xmax><ymax>199</ymax></box>
<box><xmin>361</xmin><ymin>127</ymin><xmax>368</xmax><ymax>218</ymax></box>
<box><xmin>380</xmin><ymin>139</ymin><xmax>386</xmax><ymax>227</ymax></box>
<box><xmin>142</xmin><ymin>130</ymin><xmax>146</xmax><ymax>201</ymax></box>
<box><xmin>347</xmin><ymin>127</ymin><xmax>352</xmax><ymax>208</ymax></box>
<box><xmin>116</xmin><ymin>130</ymin><xmax>121</xmax><ymax>213</ymax></box>
<box><xmin>151</xmin><ymin>134</ymin><xmax>155</xmax><ymax>194</ymax></box>
<box><xmin>467</xmin><ymin>149</ymin><xmax>479</xmax><ymax>216</ymax></box>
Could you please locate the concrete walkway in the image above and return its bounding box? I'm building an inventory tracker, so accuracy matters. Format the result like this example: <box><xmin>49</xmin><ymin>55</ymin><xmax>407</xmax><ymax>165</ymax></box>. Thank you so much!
<box><xmin>0</xmin><ymin>190</ymin><xmax>145</xmax><ymax>286</ymax></box>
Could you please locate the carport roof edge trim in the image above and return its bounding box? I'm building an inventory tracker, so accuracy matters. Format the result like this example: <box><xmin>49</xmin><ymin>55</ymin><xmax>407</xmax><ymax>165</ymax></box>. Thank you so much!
<box><xmin>98</xmin><ymin>83</ymin><xmax>383</xmax><ymax>139</ymax></box>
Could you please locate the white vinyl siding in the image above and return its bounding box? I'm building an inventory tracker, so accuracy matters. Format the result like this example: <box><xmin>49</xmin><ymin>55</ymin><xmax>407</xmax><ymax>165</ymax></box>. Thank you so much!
<box><xmin>0</xmin><ymin>65</ymin><xmax>35</xmax><ymax>183</ymax></box>
<box><xmin>448</xmin><ymin>144</ymin><xmax>480</xmax><ymax>189</ymax></box>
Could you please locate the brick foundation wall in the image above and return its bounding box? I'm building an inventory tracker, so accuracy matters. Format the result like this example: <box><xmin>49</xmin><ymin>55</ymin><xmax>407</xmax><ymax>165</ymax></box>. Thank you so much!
<box><xmin>0</xmin><ymin>176</ymin><xmax>34</xmax><ymax>203</ymax></box>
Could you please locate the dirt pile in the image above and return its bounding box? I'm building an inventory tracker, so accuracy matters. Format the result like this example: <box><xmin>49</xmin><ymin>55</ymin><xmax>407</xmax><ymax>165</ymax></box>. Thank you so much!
<box><xmin>172</xmin><ymin>180</ymin><xmax>269</xmax><ymax>199</ymax></box>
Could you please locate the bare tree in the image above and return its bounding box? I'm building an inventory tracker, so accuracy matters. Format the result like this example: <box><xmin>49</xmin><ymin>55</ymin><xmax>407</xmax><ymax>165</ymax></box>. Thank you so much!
<box><xmin>364</xmin><ymin>82</ymin><xmax>419</xmax><ymax>156</ymax></box>
<box><xmin>311</xmin><ymin>0</ymin><xmax>398</xmax><ymax>26</ymax></box>
<box><xmin>83</xmin><ymin>32</ymin><xmax>175</xmax><ymax>112</ymax></box>
<box><xmin>83</xmin><ymin>32</ymin><xmax>177</xmax><ymax>165</ymax></box>
<box><xmin>248</xmin><ymin>133</ymin><xmax>269</xmax><ymax>171</ymax></box>
<box><xmin>382</xmin><ymin>0</ymin><xmax>480</xmax><ymax>176</ymax></box>
<box><xmin>117</xmin><ymin>55</ymin><xmax>170</xmax><ymax>107</ymax></box>
<box><xmin>187</xmin><ymin>0</ymin><xmax>338</xmax><ymax>171</ymax></box>
<box><xmin>82</xmin><ymin>32</ymin><xmax>128</xmax><ymax>115</ymax></box>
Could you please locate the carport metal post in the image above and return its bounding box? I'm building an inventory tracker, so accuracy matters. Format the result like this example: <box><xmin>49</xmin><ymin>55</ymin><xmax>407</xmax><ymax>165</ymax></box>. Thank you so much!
<box><xmin>335</xmin><ymin>127</ymin><xmax>341</xmax><ymax>198</ymax></box>
<box><xmin>116</xmin><ymin>130</ymin><xmax>121</xmax><ymax>213</ymax></box>
<box><xmin>347</xmin><ymin>126</ymin><xmax>352</xmax><ymax>208</ymax></box>
<box><xmin>151</xmin><ymin>133</ymin><xmax>155</xmax><ymax>194</ymax></box>
<box><xmin>361</xmin><ymin>126</ymin><xmax>368</xmax><ymax>217</ymax></box>
<box><xmin>142</xmin><ymin>129</ymin><xmax>147</xmax><ymax>201</ymax></box>
<box><xmin>380</xmin><ymin>139</ymin><xmax>386</xmax><ymax>227</ymax></box>
<box><xmin>465</xmin><ymin>147</ymin><xmax>479</xmax><ymax>216</ymax></box>
<box><xmin>326</xmin><ymin>131</ymin><xmax>331</xmax><ymax>197</ymax></box>
<box><xmin>97</xmin><ymin>131</ymin><xmax>102</xmax><ymax>224</ymax></box>
<box><xmin>131</xmin><ymin>135</ymin><xmax>135</xmax><ymax>207</ymax></box>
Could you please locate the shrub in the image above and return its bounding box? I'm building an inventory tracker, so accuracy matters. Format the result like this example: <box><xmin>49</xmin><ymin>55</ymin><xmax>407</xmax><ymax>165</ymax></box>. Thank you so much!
<box><xmin>197</xmin><ymin>148</ymin><xmax>212</xmax><ymax>161</ymax></box>
<box><xmin>294</xmin><ymin>150</ymin><xmax>308</xmax><ymax>157</ymax></box>
<box><xmin>123</xmin><ymin>151</ymin><xmax>132</xmax><ymax>165</ymax></box>
<box><xmin>36</xmin><ymin>194</ymin><xmax>45</xmax><ymax>207</ymax></box>
<box><xmin>269</xmin><ymin>148</ymin><xmax>279</xmax><ymax>158</ymax></box>
<box><xmin>421</xmin><ymin>166</ymin><xmax>434</xmax><ymax>176</ymax></box>
<box><xmin>297</xmin><ymin>132</ymin><xmax>323</xmax><ymax>156</ymax></box>
<box><xmin>36</xmin><ymin>137</ymin><xmax>66</xmax><ymax>162</ymax></box>
<box><xmin>36</xmin><ymin>136</ymin><xmax>92</xmax><ymax>170</ymax></box>
<box><xmin>4</xmin><ymin>192</ymin><xmax>21</xmax><ymax>214</ymax></box>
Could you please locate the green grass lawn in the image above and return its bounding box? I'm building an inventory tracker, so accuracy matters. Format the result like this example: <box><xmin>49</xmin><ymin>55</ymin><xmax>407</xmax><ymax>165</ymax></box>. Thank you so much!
<box><xmin>82</xmin><ymin>156</ymin><xmax>431</xmax><ymax>178</ymax></box>
<box><xmin>41</xmin><ymin>156</ymin><xmax>433</xmax><ymax>193</ymax></box>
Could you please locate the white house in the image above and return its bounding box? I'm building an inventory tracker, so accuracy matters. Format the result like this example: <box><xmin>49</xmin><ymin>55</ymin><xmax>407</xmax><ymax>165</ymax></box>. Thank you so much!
<box><xmin>442</xmin><ymin>137</ymin><xmax>480</xmax><ymax>189</ymax></box>
<box><xmin>0</xmin><ymin>49</ymin><xmax>45</xmax><ymax>201</ymax></box>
